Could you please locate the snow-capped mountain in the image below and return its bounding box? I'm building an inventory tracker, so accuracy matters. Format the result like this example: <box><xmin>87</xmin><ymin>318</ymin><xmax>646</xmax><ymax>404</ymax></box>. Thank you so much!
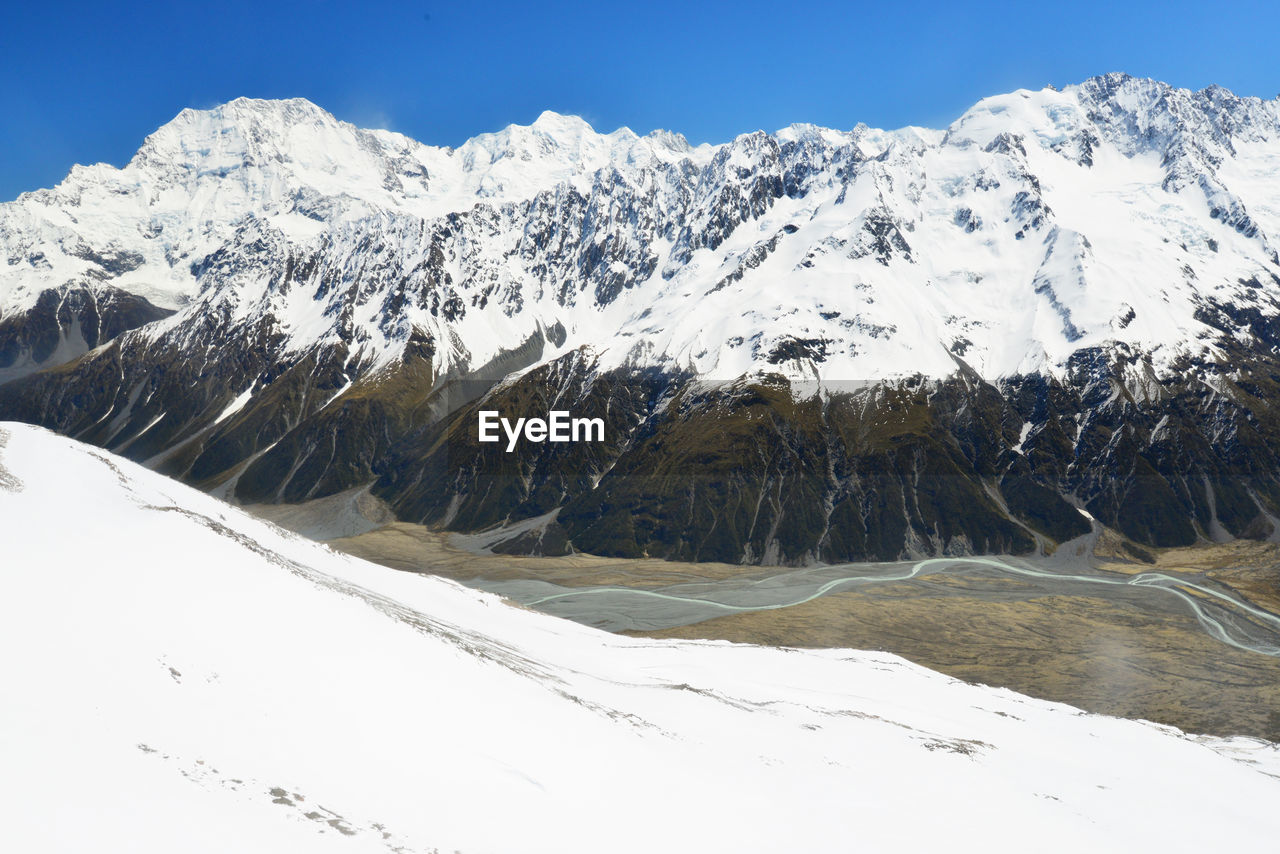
<box><xmin>3</xmin><ymin>421</ymin><xmax>1279</xmax><ymax>853</ymax></box>
<box><xmin>6</xmin><ymin>74</ymin><xmax>1280</xmax><ymax>563</ymax></box>
<box><xmin>0</xmin><ymin>97</ymin><xmax>704</xmax><ymax>380</ymax></box>
<box><xmin>6</xmin><ymin>75</ymin><xmax>1279</xmax><ymax>383</ymax></box>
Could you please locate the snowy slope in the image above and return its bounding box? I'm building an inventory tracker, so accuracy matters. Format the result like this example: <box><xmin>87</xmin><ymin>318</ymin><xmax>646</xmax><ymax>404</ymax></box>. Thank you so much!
<box><xmin>2</xmin><ymin>420</ymin><xmax>1279</xmax><ymax>853</ymax></box>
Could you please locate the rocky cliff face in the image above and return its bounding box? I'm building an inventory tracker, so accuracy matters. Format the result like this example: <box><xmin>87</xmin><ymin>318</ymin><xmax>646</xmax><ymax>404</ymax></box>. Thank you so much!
<box><xmin>6</xmin><ymin>75</ymin><xmax>1280</xmax><ymax>562</ymax></box>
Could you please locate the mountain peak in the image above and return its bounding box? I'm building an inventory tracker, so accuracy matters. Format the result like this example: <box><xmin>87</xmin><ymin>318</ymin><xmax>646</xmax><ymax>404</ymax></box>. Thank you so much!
<box><xmin>156</xmin><ymin>96</ymin><xmax>339</xmax><ymax>139</ymax></box>
<box><xmin>129</xmin><ymin>96</ymin><xmax>345</xmax><ymax>172</ymax></box>
<box><xmin>531</xmin><ymin>109</ymin><xmax>595</xmax><ymax>133</ymax></box>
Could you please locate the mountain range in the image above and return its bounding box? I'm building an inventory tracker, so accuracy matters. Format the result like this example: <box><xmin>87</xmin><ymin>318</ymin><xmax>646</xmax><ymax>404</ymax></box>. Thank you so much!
<box><xmin>6</xmin><ymin>73</ymin><xmax>1280</xmax><ymax>563</ymax></box>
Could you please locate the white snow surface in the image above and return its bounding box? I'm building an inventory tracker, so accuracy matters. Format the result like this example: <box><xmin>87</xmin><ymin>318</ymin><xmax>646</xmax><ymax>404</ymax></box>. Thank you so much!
<box><xmin>5</xmin><ymin>77</ymin><xmax>1280</xmax><ymax>385</ymax></box>
<box><xmin>2</xmin><ymin>420</ymin><xmax>1280</xmax><ymax>853</ymax></box>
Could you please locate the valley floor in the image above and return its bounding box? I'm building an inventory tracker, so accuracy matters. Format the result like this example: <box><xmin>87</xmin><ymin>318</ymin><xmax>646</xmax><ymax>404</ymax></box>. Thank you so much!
<box><xmin>285</xmin><ymin>506</ymin><xmax>1280</xmax><ymax>740</ymax></box>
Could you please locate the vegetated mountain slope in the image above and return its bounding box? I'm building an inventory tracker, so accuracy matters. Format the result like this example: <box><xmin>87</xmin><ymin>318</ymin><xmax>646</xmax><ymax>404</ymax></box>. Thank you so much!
<box><xmin>2</xmin><ymin>421</ymin><xmax>1279</xmax><ymax>853</ymax></box>
<box><xmin>6</xmin><ymin>74</ymin><xmax>1280</xmax><ymax>561</ymax></box>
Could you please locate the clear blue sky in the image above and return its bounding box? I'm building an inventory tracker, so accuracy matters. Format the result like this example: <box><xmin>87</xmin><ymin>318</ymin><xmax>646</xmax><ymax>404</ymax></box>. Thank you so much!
<box><xmin>3</xmin><ymin>0</ymin><xmax>1279</xmax><ymax>200</ymax></box>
